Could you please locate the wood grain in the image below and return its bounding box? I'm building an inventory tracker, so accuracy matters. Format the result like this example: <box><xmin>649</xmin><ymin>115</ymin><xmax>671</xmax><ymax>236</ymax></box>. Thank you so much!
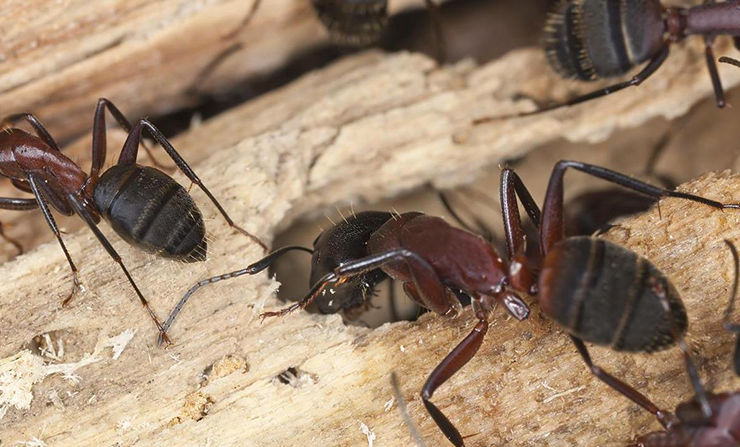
<box><xmin>2</xmin><ymin>48</ymin><xmax>740</xmax><ymax>446</ymax></box>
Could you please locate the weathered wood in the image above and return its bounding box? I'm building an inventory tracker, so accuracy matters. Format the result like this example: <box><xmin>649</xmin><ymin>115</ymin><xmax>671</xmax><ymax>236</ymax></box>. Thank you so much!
<box><xmin>2</xmin><ymin>48</ymin><xmax>740</xmax><ymax>446</ymax></box>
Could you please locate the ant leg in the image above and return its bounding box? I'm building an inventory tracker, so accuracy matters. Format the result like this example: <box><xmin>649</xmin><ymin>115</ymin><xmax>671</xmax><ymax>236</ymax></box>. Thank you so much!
<box><xmin>222</xmin><ymin>0</ymin><xmax>263</xmax><ymax>40</ymax></box>
<box><xmin>474</xmin><ymin>46</ymin><xmax>670</xmax><ymax>123</ymax></box>
<box><xmin>0</xmin><ymin>113</ymin><xmax>61</xmax><ymax>152</ymax></box>
<box><xmin>159</xmin><ymin>245</ymin><xmax>313</xmax><ymax>344</ymax></box>
<box><xmin>500</xmin><ymin>168</ymin><xmax>541</xmax><ymax>259</ymax></box>
<box><xmin>438</xmin><ymin>191</ymin><xmax>496</xmax><ymax>243</ymax></box>
<box><xmin>0</xmin><ymin>221</ymin><xmax>23</xmax><ymax>255</ymax></box>
<box><xmin>261</xmin><ymin>248</ymin><xmax>459</xmax><ymax>319</ymax></box>
<box><xmin>570</xmin><ymin>336</ymin><xmax>675</xmax><ymax>428</ymax></box>
<box><xmin>186</xmin><ymin>43</ymin><xmax>243</xmax><ymax>98</ymax></box>
<box><xmin>703</xmin><ymin>36</ymin><xmax>725</xmax><ymax>108</ymax></box>
<box><xmin>421</xmin><ymin>0</ymin><xmax>446</xmax><ymax>64</ymax></box>
<box><xmin>186</xmin><ymin>0</ymin><xmax>263</xmax><ymax>95</ymax></box>
<box><xmin>65</xmin><ymin>192</ymin><xmax>172</xmax><ymax>346</ymax></box>
<box><xmin>721</xmin><ymin>240</ymin><xmax>740</xmax><ymax>376</ymax></box>
<box><xmin>650</xmin><ymin>277</ymin><xmax>711</xmax><ymax>419</ymax></box>
<box><xmin>26</xmin><ymin>176</ymin><xmax>81</xmax><ymax>305</ymax></box>
<box><xmin>90</xmin><ymin>99</ymin><xmax>171</xmax><ymax>179</ymax></box>
<box><xmin>0</xmin><ymin>197</ymin><xmax>39</xmax><ymax>255</ymax></box>
<box><xmin>539</xmin><ymin>160</ymin><xmax>739</xmax><ymax>256</ymax></box>
<box><xmin>117</xmin><ymin>119</ymin><xmax>268</xmax><ymax>251</ymax></box>
<box><xmin>422</xmin><ymin>319</ymin><xmax>488</xmax><ymax>447</ymax></box>
<box><xmin>11</xmin><ymin>179</ymin><xmax>33</xmax><ymax>194</ymax></box>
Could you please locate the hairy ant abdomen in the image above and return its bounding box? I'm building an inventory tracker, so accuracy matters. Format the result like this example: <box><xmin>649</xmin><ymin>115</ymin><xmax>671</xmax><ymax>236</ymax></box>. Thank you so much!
<box><xmin>310</xmin><ymin>210</ymin><xmax>395</xmax><ymax>313</ymax></box>
<box><xmin>545</xmin><ymin>0</ymin><xmax>665</xmax><ymax>80</ymax></box>
<box><xmin>540</xmin><ymin>236</ymin><xmax>686</xmax><ymax>352</ymax></box>
<box><xmin>311</xmin><ymin>0</ymin><xmax>389</xmax><ymax>46</ymax></box>
<box><xmin>93</xmin><ymin>164</ymin><xmax>207</xmax><ymax>262</ymax></box>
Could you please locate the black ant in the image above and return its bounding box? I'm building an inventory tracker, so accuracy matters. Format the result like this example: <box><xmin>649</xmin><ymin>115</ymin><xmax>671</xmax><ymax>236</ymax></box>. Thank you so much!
<box><xmin>478</xmin><ymin>0</ymin><xmax>740</xmax><ymax>122</ymax></box>
<box><xmin>161</xmin><ymin>160</ymin><xmax>739</xmax><ymax>446</ymax></box>
<box><xmin>0</xmin><ymin>99</ymin><xmax>266</xmax><ymax>346</ymax></box>
<box><xmin>626</xmin><ymin>240</ymin><xmax>740</xmax><ymax>447</ymax></box>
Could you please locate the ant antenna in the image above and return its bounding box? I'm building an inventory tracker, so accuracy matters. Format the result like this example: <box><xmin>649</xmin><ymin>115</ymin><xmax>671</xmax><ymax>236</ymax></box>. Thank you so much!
<box><xmin>390</xmin><ymin>372</ymin><xmax>427</xmax><ymax>447</ymax></box>
<box><xmin>722</xmin><ymin>239</ymin><xmax>740</xmax><ymax>376</ymax></box>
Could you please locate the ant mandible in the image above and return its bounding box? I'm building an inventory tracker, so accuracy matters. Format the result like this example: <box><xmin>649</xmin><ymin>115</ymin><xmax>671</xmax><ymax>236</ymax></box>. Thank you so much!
<box><xmin>0</xmin><ymin>99</ymin><xmax>267</xmax><ymax>346</ymax></box>
<box><xmin>477</xmin><ymin>0</ymin><xmax>740</xmax><ymax>122</ymax></box>
<box><xmin>161</xmin><ymin>160</ymin><xmax>738</xmax><ymax>445</ymax></box>
<box><xmin>627</xmin><ymin>240</ymin><xmax>740</xmax><ymax>447</ymax></box>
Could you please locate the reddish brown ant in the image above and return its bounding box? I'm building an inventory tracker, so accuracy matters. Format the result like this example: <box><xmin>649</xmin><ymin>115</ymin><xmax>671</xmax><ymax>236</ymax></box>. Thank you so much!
<box><xmin>477</xmin><ymin>0</ymin><xmax>740</xmax><ymax>122</ymax></box>
<box><xmin>161</xmin><ymin>160</ymin><xmax>739</xmax><ymax>445</ymax></box>
<box><xmin>625</xmin><ymin>240</ymin><xmax>740</xmax><ymax>447</ymax></box>
<box><xmin>0</xmin><ymin>99</ymin><xmax>266</xmax><ymax>346</ymax></box>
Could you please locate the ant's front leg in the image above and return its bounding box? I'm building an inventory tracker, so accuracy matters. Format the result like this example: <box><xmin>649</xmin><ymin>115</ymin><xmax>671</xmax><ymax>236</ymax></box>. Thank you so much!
<box><xmin>539</xmin><ymin>160</ymin><xmax>739</xmax><ymax>256</ymax></box>
<box><xmin>0</xmin><ymin>197</ymin><xmax>40</xmax><ymax>255</ymax></box>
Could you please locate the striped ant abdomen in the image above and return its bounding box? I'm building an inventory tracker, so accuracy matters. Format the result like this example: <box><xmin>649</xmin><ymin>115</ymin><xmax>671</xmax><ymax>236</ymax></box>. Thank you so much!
<box><xmin>544</xmin><ymin>0</ymin><xmax>665</xmax><ymax>80</ymax></box>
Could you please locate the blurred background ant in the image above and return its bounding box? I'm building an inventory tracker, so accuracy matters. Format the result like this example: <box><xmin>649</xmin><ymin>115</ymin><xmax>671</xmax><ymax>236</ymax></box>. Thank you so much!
<box><xmin>476</xmin><ymin>0</ymin><xmax>740</xmax><ymax>122</ymax></box>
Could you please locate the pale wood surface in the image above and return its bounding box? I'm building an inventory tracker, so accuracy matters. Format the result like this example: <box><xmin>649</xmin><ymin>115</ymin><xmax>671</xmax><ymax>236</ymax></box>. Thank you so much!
<box><xmin>2</xmin><ymin>47</ymin><xmax>740</xmax><ymax>446</ymax></box>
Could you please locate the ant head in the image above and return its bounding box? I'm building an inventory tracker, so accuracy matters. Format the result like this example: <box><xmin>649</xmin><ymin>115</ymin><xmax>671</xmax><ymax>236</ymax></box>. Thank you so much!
<box><xmin>719</xmin><ymin>56</ymin><xmax>740</xmax><ymax>69</ymax></box>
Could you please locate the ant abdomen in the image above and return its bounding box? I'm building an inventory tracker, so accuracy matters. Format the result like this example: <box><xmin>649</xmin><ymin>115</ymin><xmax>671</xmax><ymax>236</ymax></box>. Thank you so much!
<box><xmin>310</xmin><ymin>210</ymin><xmax>394</xmax><ymax>313</ymax></box>
<box><xmin>93</xmin><ymin>164</ymin><xmax>207</xmax><ymax>262</ymax></box>
<box><xmin>544</xmin><ymin>0</ymin><xmax>665</xmax><ymax>80</ymax></box>
<box><xmin>311</xmin><ymin>0</ymin><xmax>389</xmax><ymax>46</ymax></box>
<box><xmin>539</xmin><ymin>236</ymin><xmax>687</xmax><ymax>353</ymax></box>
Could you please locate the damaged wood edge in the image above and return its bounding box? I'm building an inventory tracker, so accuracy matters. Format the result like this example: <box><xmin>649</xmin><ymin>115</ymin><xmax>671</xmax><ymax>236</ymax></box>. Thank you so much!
<box><xmin>0</xmin><ymin>50</ymin><xmax>739</xmax><ymax>446</ymax></box>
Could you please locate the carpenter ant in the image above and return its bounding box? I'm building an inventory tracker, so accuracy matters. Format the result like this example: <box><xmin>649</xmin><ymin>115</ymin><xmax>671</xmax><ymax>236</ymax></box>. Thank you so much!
<box><xmin>0</xmin><ymin>99</ymin><xmax>266</xmax><ymax>346</ymax></box>
<box><xmin>626</xmin><ymin>240</ymin><xmax>740</xmax><ymax>447</ymax></box>
<box><xmin>478</xmin><ymin>0</ymin><xmax>740</xmax><ymax>122</ymax></box>
<box><xmin>163</xmin><ymin>160</ymin><xmax>738</xmax><ymax>446</ymax></box>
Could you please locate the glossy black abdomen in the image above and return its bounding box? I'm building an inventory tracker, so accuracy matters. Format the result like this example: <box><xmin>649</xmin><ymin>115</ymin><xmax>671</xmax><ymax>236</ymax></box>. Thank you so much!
<box><xmin>544</xmin><ymin>0</ymin><xmax>665</xmax><ymax>80</ymax></box>
<box><xmin>93</xmin><ymin>165</ymin><xmax>206</xmax><ymax>262</ymax></box>
<box><xmin>538</xmin><ymin>236</ymin><xmax>686</xmax><ymax>352</ymax></box>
